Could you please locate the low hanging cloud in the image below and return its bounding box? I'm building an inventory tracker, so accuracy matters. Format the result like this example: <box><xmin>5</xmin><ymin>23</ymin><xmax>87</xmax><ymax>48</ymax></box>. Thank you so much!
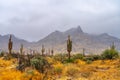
<box><xmin>0</xmin><ymin>0</ymin><xmax>120</xmax><ymax>41</ymax></box>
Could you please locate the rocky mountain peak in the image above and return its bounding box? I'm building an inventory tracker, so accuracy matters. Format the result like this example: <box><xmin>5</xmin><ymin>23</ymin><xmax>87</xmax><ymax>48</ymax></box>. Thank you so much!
<box><xmin>65</xmin><ymin>25</ymin><xmax>84</xmax><ymax>35</ymax></box>
<box><xmin>76</xmin><ymin>25</ymin><xmax>83</xmax><ymax>33</ymax></box>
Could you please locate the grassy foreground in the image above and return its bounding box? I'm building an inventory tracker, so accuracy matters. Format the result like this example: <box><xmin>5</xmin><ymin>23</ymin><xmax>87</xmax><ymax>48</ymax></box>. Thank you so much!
<box><xmin>0</xmin><ymin>57</ymin><xmax>120</xmax><ymax>80</ymax></box>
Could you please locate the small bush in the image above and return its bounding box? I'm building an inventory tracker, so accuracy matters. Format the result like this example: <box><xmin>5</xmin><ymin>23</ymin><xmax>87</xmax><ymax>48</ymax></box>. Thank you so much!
<box><xmin>3</xmin><ymin>54</ymin><xmax>12</xmax><ymax>60</ymax></box>
<box><xmin>92</xmin><ymin>55</ymin><xmax>101</xmax><ymax>60</ymax></box>
<box><xmin>64</xmin><ymin>58</ymin><xmax>75</xmax><ymax>63</ymax></box>
<box><xmin>53</xmin><ymin>67</ymin><xmax>63</xmax><ymax>75</ymax></box>
<box><xmin>63</xmin><ymin>54</ymin><xmax>84</xmax><ymax>63</ymax></box>
<box><xmin>0</xmin><ymin>51</ymin><xmax>4</xmax><ymax>57</ymax></box>
<box><xmin>83</xmin><ymin>57</ymin><xmax>93</xmax><ymax>64</ymax></box>
<box><xmin>86</xmin><ymin>60</ymin><xmax>92</xmax><ymax>64</ymax></box>
<box><xmin>83</xmin><ymin>55</ymin><xmax>101</xmax><ymax>61</ymax></box>
<box><xmin>101</xmin><ymin>49</ymin><xmax>119</xmax><ymax>59</ymax></box>
<box><xmin>53</xmin><ymin>53</ymin><xmax>67</xmax><ymax>63</ymax></box>
<box><xmin>83</xmin><ymin>57</ymin><xmax>94</xmax><ymax>61</ymax></box>
<box><xmin>31</xmin><ymin>56</ymin><xmax>50</xmax><ymax>73</ymax></box>
<box><xmin>72</xmin><ymin>54</ymin><xmax>84</xmax><ymax>60</ymax></box>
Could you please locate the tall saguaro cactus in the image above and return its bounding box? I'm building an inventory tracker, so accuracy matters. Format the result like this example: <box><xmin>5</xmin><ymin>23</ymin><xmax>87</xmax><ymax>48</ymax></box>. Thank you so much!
<box><xmin>83</xmin><ymin>48</ymin><xmax>85</xmax><ymax>57</ymax></box>
<box><xmin>20</xmin><ymin>44</ymin><xmax>23</xmax><ymax>55</ymax></box>
<box><xmin>41</xmin><ymin>45</ymin><xmax>45</xmax><ymax>56</ymax></box>
<box><xmin>67</xmin><ymin>35</ymin><xmax>72</xmax><ymax>60</ymax></box>
<box><xmin>8</xmin><ymin>35</ymin><xmax>13</xmax><ymax>54</ymax></box>
<box><xmin>51</xmin><ymin>49</ymin><xmax>54</xmax><ymax>56</ymax></box>
<box><xmin>111</xmin><ymin>42</ymin><xmax>115</xmax><ymax>50</ymax></box>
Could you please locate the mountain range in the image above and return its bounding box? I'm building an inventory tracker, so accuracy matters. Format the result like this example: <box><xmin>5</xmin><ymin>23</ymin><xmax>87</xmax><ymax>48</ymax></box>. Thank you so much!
<box><xmin>0</xmin><ymin>26</ymin><xmax>120</xmax><ymax>54</ymax></box>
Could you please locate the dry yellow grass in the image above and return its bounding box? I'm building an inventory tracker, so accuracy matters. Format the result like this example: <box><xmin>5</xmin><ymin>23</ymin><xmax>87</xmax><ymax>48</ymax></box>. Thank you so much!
<box><xmin>0</xmin><ymin>58</ymin><xmax>43</xmax><ymax>80</ymax></box>
<box><xmin>0</xmin><ymin>57</ymin><xmax>120</xmax><ymax>80</ymax></box>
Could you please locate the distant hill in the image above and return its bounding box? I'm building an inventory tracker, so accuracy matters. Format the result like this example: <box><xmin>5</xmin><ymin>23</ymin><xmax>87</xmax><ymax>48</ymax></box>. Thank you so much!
<box><xmin>35</xmin><ymin>26</ymin><xmax>120</xmax><ymax>54</ymax></box>
<box><xmin>0</xmin><ymin>34</ymin><xmax>32</xmax><ymax>51</ymax></box>
<box><xmin>1</xmin><ymin>26</ymin><xmax>120</xmax><ymax>54</ymax></box>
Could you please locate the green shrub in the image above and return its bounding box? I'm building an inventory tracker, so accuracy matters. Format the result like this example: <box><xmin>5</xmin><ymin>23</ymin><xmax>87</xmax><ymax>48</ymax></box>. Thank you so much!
<box><xmin>83</xmin><ymin>56</ymin><xmax>93</xmax><ymax>64</ymax></box>
<box><xmin>86</xmin><ymin>60</ymin><xmax>92</xmax><ymax>64</ymax></box>
<box><xmin>53</xmin><ymin>53</ymin><xmax>67</xmax><ymax>63</ymax></box>
<box><xmin>83</xmin><ymin>55</ymin><xmax>101</xmax><ymax>61</ymax></box>
<box><xmin>53</xmin><ymin>67</ymin><xmax>63</xmax><ymax>75</ymax></box>
<box><xmin>64</xmin><ymin>58</ymin><xmax>75</xmax><ymax>63</ymax></box>
<box><xmin>92</xmin><ymin>55</ymin><xmax>101</xmax><ymax>60</ymax></box>
<box><xmin>101</xmin><ymin>49</ymin><xmax>119</xmax><ymax>59</ymax></box>
<box><xmin>31</xmin><ymin>56</ymin><xmax>50</xmax><ymax>73</ymax></box>
<box><xmin>64</xmin><ymin>54</ymin><xmax>84</xmax><ymax>63</ymax></box>
<box><xmin>3</xmin><ymin>53</ymin><xmax>12</xmax><ymax>60</ymax></box>
<box><xmin>83</xmin><ymin>57</ymin><xmax>94</xmax><ymax>61</ymax></box>
<box><xmin>72</xmin><ymin>54</ymin><xmax>84</xmax><ymax>60</ymax></box>
<box><xmin>0</xmin><ymin>51</ymin><xmax>4</xmax><ymax>57</ymax></box>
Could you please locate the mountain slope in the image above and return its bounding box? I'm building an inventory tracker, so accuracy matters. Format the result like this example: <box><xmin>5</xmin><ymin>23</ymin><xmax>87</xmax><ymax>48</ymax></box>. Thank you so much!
<box><xmin>0</xmin><ymin>26</ymin><xmax>120</xmax><ymax>54</ymax></box>
<box><xmin>0</xmin><ymin>34</ymin><xmax>32</xmax><ymax>51</ymax></box>
<box><xmin>36</xmin><ymin>26</ymin><xmax>120</xmax><ymax>54</ymax></box>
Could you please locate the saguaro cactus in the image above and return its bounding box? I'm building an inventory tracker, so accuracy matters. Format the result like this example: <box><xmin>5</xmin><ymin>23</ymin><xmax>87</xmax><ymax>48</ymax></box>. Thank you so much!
<box><xmin>111</xmin><ymin>42</ymin><xmax>115</xmax><ymax>50</ymax></box>
<box><xmin>83</xmin><ymin>48</ymin><xmax>85</xmax><ymax>57</ymax></box>
<box><xmin>20</xmin><ymin>44</ymin><xmax>23</xmax><ymax>55</ymax></box>
<box><xmin>41</xmin><ymin>45</ymin><xmax>45</xmax><ymax>56</ymax></box>
<box><xmin>67</xmin><ymin>35</ymin><xmax>72</xmax><ymax>60</ymax></box>
<box><xmin>51</xmin><ymin>49</ymin><xmax>54</xmax><ymax>56</ymax></box>
<box><xmin>8</xmin><ymin>35</ymin><xmax>13</xmax><ymax>54</ymax></box>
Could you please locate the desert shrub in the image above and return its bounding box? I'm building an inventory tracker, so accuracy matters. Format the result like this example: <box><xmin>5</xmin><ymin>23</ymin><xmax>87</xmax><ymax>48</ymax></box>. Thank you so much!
<box><xmin>16</xmin><ymin>56</ymin><xmax>26</xmax><ymax>72</ymax></box>
<box><xmin>45</xmin><ymin>57</ymin><xmax>55</xmax><ymax>65</ymax></box>
<box><xmin>16</xmin><ymin>54</ymin><xmax>31</xmax><ymax>72</ymax></box>
<box><xmin>83</xmin><ymin>55</ymin><xmax>101</xmax><ymax>61</ymax></box>
<box><xmin>53</xmin><ymin>53</ymin><xmax>67</xmax><ymax>63</ymax></box>
<box><xmin>83</xmin><ymin>57</ymin><xmax>94</xmax><ymax>61</ymax></box>
<box><xmin>55</xmin><ymin>67</ymin><xmax>62</xmax><ymax>74</ymax></box>
<box><xmin>0</xmin><ymin>51</ymin><xmax>4</xmax><ymax>57</ymax></box>
<box><xmin>86</xmin><ymin>60</ymin><xmax>93</xmax><ymax>64</ymax></box>
<box><xmin>72</xmin><ymin>54</ymin><xmax>84</xmax><ymax>60</ymax></box>
<box><xmin>22</xmin><ymin>70</ymin><xmax>44</xmax><ymax>80</ymax></box>
<box><xmin>83</xmin><ymin>57</ymin><xmax>93</xmax><ymax>64</ymax></box>
<box><xmin>64</xmin><ymin>58</ymin><xmax>75</xmax><ymax>63</ymax></box>
<box><xmin>11</xmin><ymin>53</ymin><xmax>19</xmax><ymax>58</ymax></box>
<box><xmin>62</xmin><ymin>54</ymin><xmax>83</xmax><ymax>63</ymax></box>
<box><xmin>101</xmin><ymin>49</ymin><xmax>119</xmax><ymax>59</ymax></box>
<box><xmin>31</xmin><ymin>56</ymin><xmax>50</xmax><ymax>73</ymax></box>
<box><xmin>92</xmin><ymin>55</ymin><xmax>101</xmax><ymax>60</ymax></box>
<box><xmin>53</xmin><ymin>66</ymin><xmax>63</xmax><ymax>75</ymax></box>
<box><xmin>3</xmin><ymin>53</ymin><xmax>12</xmax><ymax>60</ymax></box>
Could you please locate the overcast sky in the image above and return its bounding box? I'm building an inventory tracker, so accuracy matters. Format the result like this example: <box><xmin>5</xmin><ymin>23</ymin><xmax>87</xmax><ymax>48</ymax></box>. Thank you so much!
<box><xmin>0</xmin><ymin>0</ymin><xmax>120</xmax><ymax>42</ymax></box>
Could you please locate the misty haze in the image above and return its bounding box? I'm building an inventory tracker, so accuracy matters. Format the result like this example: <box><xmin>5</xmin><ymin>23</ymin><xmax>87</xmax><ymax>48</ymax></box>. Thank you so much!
<box><xmin>0</xmin><ymin>0</ymin><xmax>120</xmax><ymax>80</ymax></box>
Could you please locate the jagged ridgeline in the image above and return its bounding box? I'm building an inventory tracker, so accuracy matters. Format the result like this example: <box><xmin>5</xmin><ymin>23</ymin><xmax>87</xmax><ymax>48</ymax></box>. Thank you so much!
<box><xmin>0</xmin><ymin>26</ymin><xmax>120</xmax><ymax>54</ymax></box>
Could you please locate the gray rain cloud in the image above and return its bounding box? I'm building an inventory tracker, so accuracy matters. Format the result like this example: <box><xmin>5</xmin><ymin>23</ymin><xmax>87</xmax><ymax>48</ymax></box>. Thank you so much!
<box><xmin>0</xmin><ymin>0</ymin><xmax>120</xmax><ymax>41</ymax></box>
